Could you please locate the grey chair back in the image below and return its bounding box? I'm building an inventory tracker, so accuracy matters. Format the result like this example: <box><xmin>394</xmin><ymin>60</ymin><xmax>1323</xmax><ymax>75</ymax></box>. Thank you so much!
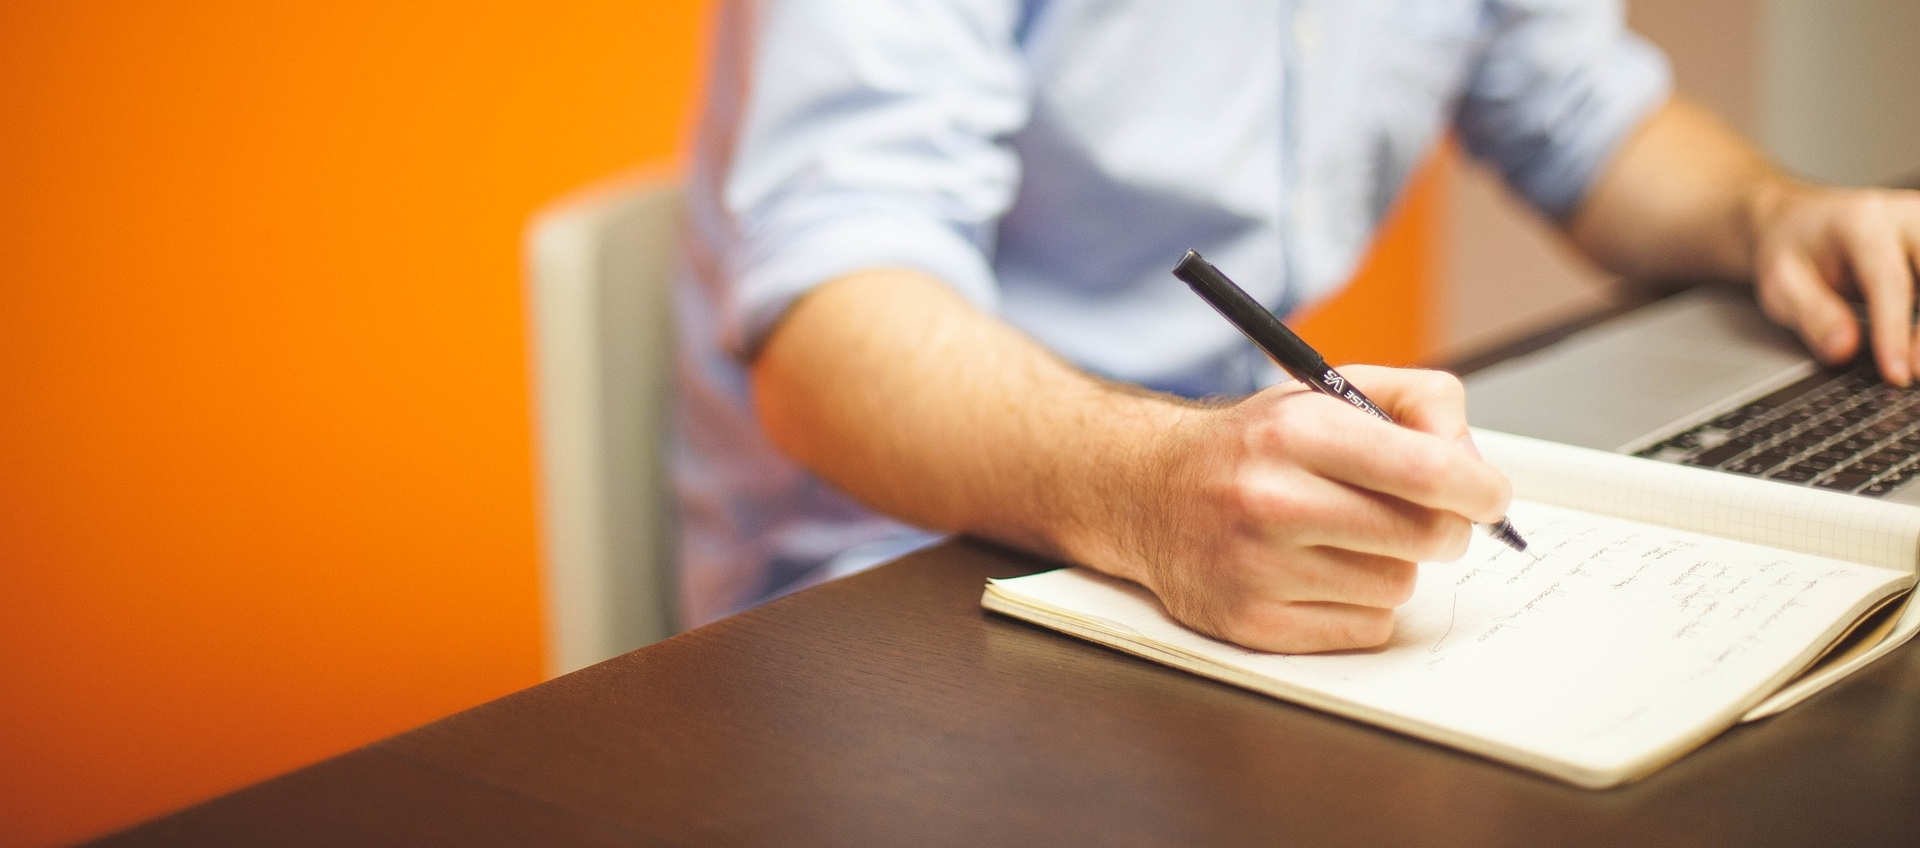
<box><xmin>525</xmin><ymin>175</ymin><xmax>681</xmax><ymax>675</ymax></box>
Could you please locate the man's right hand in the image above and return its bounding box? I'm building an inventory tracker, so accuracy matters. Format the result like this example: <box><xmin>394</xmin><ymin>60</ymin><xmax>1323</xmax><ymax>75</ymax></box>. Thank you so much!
<box><xmin>1070</xmin><ymin>366</ymin><xmax>1514</xmax><ymax>654</ymax></box>
<box><xmin>754</xmin><ymin>271</ymin><xmax>1511</xmax><ymax>654</ymax></box>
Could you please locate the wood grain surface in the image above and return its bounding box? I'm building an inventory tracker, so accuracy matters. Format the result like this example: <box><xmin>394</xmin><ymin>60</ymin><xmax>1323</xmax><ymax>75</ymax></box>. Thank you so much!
<box><xmin>91</xmin><ymin>536</ymin><xmax>1920</xmax><ymax>847</ymax></box>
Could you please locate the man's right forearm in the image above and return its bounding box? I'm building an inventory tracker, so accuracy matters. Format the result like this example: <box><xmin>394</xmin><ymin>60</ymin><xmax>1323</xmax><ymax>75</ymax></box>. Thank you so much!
<box><xmin>750</xmin><ymin>267</ymin><xmax>1511</xmax><ymax>653</ymax></box>
<box><xmin>749</xmin><ymin>268</ymin><xmax>1188</xmax><ymax>581</ymax></box>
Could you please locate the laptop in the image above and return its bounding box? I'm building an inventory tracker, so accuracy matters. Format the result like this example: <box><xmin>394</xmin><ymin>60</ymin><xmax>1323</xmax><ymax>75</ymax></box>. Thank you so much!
<box><xmin>1464</xmin><ymin>285</ymin><xmax>1920</xmax><ymax>506</ymax></box>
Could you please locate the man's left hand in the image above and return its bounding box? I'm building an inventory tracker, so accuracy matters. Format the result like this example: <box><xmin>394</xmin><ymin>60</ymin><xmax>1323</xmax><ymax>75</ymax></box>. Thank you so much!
<box><xmin>1749</xmin><ymin>182</ymin><xmax>1920</xmax><ymax>385</ymax></box>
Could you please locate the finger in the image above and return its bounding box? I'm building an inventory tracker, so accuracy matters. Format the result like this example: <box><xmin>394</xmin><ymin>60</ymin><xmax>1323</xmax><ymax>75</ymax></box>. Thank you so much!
<box><xmin>1201</xmin><ymin>596</ymin><xmax>1399</xmax><ymax>653</ymax></box>
<box><xmin>1214</xmin><ymin>535</ymin><xmax>1422</xmax><ymax>607</ymax></box>
<box><xmin>1311</xmin><ymin>487</ymin><xmax>1476</xmax><ymax>563</ymax></box>
<box><xmin>1288</xmin><ymin>401</ymin><xmax>1512</xmax><ymax>524</ymax></box>
<box><xmin>1335</xmin><ymin>364</ymin><xmax>1470</xmax><ymax>440</ymax></box>
<box><xmin>1839</xmin><ymin>209</ymin><xmax>1915</xmax><ymax>385</ymax></box>
<box><xmin>1898</xmin><ymin>200</ymin><xmax>1920</xmax><ymax>377</ymax></box>
<box><xmin>1239</xmin><ymin>465</ymin><xmax>1475</xmax><ymax>562</ymax></box>
<box><xmin>1263</xmin><ymin>546</ymin><xmax>1419</xmax><ymax>608</ymax></box>
<box><xmin>1756</xmin><ymin>247</ymin><xmax>1859</xmax><ymax>367</ymax></box>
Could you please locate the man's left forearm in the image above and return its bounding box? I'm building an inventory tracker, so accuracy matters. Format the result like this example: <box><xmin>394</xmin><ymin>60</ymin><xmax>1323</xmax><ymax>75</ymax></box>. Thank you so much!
<box><xmin>1569</xmin><ymin>96</ymin><xmax>1786</xmax><ymax>282</ymax></box>
<box><xmin>1569</xmin><ymin>94</ymin><xmax>1920</xmax><ymax>385</ymax></box>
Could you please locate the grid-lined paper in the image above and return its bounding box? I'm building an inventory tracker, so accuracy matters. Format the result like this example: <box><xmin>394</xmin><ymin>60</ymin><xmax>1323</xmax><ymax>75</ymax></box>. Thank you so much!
<box><xmin>985</xmin><ymin>498</ymin><xmax>1912</xmax><ymax>787</ymax></box>
<box><xmin>1473</xmin><ymin>429</ymin><xmax>1920</xmax><ymax>572</ymax></box>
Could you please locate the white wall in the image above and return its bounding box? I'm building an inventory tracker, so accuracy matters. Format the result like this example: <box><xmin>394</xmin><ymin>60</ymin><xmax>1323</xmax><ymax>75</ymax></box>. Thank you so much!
<box><xmin>1761</xmin><ymin>0</ymin><xmax>1920</xmax><ymax>187</ymax></box>
<box><xmin>1440</xmin><ymin>161</ymin><xmax>1615</xmax><ymax>363</ymax></box>
<box><xmin>1437</xmin><ymin>0</ymin><xmax>1919</xmax><ymax>362</ymax></box>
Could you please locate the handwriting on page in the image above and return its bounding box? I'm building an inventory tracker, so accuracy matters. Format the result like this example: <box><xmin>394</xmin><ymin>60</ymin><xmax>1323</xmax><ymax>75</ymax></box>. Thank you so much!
<box><xmin>1473</xmin><ymin>428</ymin><xmax>1920</xmax><ymax>572</ymax></box>
<box><xmin>1424</xmin><ymin>515</ymin><xmax>1844</xmax><ymax>655</ymax></box>
<box><xmin>1209</xmin><ymin>499</ymin><xmax>1895</xmax><ymax>764</ymax></box>
<box><xmin>991</xmin><ymin>477</ymin><xmax>1914</xmax><ymax>781</ymax></box>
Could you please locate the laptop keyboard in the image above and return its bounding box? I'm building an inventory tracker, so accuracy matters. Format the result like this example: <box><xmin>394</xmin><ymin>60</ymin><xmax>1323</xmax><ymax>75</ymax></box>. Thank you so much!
<box><xmin>1632</xmin><ymin>366</ymin><xmax>1920</xmax><ymax>498</ymax></box>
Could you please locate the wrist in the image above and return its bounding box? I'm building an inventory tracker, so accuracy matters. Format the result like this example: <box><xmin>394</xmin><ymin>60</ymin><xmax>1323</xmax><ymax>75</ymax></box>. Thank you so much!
<box><xmin>1737</xmin><ymin>171</ymin><xmax>1813</xmax><ymax>277</ymax></box>
<box><xmin>1040</xmin><ymin>386</ymin><xmax>1209</xmax><ymax>585</ymax></box>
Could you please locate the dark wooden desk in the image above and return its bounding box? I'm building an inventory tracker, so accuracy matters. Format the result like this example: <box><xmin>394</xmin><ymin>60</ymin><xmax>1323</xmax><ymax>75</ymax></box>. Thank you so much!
<box><xmin>95</xmin><ymin>538</ymin><xmax>1920</xmax><ymax>847</ymax></box>
<box><xmin>97</xmin><ymin>294</ymin><xmax>1920</xmax><ymax>847</ymax></box>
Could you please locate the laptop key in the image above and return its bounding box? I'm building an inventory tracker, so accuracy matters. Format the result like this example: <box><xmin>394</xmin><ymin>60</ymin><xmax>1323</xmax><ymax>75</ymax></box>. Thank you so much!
<box><xmin>1816</xmin><ymin>471</ymin><xmax>1873</xmax><ymax>492</ymax></box>
<box><xmin>1712</xmin><ymin>405</ymin><xmax>1767</xmax><ymax>428</ymax></box>
<box><xmin>1668</xmin><ymin>429</ymin><xmax>1705</xmax><ymax>449</ymax></box>
<box><xmin>1775</xmin><ymin>433</ymin><xmax>1825</xmax><ymax>453</ymax></box>
<box><xmin>1833</xmin><ymin>437</ymin><xmax>1874</xmax><ymax>453</ymax></box>
<box><xmin>1732</xmin><ymin>451</ymin><xmax>1793</xmax><ymax>475</ymax></box>
<box><xmin>1864</xmin><ymin>422</ymin><xmax>1903</xmax><ymax>440</ymax></box>
<box><xmin>1644</xmin><ymin>365</ymin><xmax>1920</xmax><ymax>499</ymax></box>
<box><xmin>1688</xmin><ymin>439</ymin><xmax>1757</xmax><ymax>467</ymax></box>
<box><xmin>1804</xmin><ymin>423</ymin><xmax>1846</xmax><ymax>440</ymax></box>
<box><xmin>1878</xmin><ymin>408</ymin><xmax>1920</xmax><ymax>428</ymax></box>
<box><xmin>1861</xmin><ymin>463</ymin><xmax>1914</xmax><ymax>496</ymax></box>
<box><xmin>1757</xmin><ymin>373</ymin><xmax>1836</xmax><ymax>408</ymax></box>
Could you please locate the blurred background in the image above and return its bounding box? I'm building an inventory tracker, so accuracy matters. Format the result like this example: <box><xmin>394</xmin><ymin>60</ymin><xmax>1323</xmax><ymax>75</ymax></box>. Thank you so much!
<box><xmin>1</xmin><ymin>2</ymin><xmax>1913</xmax><ymax>845</ymax></box>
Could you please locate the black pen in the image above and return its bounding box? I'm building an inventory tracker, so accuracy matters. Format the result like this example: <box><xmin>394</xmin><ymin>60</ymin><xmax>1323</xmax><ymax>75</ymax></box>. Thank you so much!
<box><xmin>1171</xmin><ymin>249</ymin><xmax>1529</xmax><ymax>555</ymax></box>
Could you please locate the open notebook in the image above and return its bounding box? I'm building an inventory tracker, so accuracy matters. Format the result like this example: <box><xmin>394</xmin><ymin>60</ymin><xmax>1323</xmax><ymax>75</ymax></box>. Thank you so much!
<box><xmin>982</xmin><ymin>429</ymin><xmax>1920</xmax><ymax>788</ymax></box>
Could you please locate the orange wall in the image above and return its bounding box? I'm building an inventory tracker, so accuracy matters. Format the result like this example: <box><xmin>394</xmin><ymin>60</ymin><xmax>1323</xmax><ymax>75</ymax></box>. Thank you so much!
<box><xmin>0</xmin><ymin>3</ymin><xmax>710</xmax><ymax>846</ymax></box>
<box><xmin>0</xmin><ymin>3</ymin><xmax>1441</xmax><ymax>845</ymax></box>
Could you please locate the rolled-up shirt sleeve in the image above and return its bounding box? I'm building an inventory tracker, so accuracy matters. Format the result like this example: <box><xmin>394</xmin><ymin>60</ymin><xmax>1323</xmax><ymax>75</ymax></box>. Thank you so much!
<box><xmin>720</xmin><ymin>0</ymin><xmax>1030</xmax><ymax>357</ymax></box>
<box><xmin>1454</xmin><ymin>0</ymin><xmax>1672</xmax><ymax>221</ymax></box>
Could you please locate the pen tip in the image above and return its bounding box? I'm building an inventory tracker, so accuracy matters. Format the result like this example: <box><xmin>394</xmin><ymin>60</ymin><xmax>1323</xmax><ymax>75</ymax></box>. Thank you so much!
<box><xmin>1488</xmin><ymin>519</ymin><xmax>1528</xmax><ymax>553</ymax></box>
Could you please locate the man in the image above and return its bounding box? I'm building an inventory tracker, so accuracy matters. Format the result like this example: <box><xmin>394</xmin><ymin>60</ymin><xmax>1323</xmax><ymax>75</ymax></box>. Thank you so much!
<box><xmin>673</xmin><ymin>1</ymin><xmax>1920</xmax><ymax>651</ymax></box>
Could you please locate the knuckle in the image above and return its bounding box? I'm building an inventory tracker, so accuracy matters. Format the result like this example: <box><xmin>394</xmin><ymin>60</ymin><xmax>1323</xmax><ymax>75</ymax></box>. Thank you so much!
<box><xmin>1256</xmin><ymin>395</ymin><xmax>1343</xmax><ymax>455</ymax></box>
<box><xmin>1842</xmin><ymin>201</ymin><xmax>1882</xmax><ymax>232</ymax></box>
<box><xmin>1444</xmin><ymin>516</ymin><xmax>1474</xmax><ymax>560</ymax></box>
<box><xmin>1755</xmin><ymin>276</ymin><xmax>1793</xmax><ymax>317</ymax></box>
<box><xmin>1408</xmin><ymin>510</ymin><xmax>1467</xmax><ymax>561</ymax></box>
<box><xmin>1755</xmin><ymin>252</ymin><xmax>1801</xmax><ymax>289</ymax></box>
<box><xmin>1227</xmin><ymin>476</ymin><xmax>1300</xmax><ymax>527</ymax></box>
<box><xmin>1397</xmin><ymin>446</ymin><xmax>1451</xmax><ymax>499</ymax></box>
<box><xmin>1227</xmin><ymin>602</ymin><xmax>1399</xmax><ymax>653</ymax></box>
<box><xmin>1216</xmin><ymin>478</ymin><xmax>1264</xmax><ymax>527</ymax></box>
<box><xmin>1259</xmin><ymin>398</ymin><xmax>1313</xmax><ymax>442</ymax></box>
<box><xmin>1345</xmin><ymin>609</ymin><xmax>1396</xmax><ymax>648</ymax></box>
<box><xmin>1213</xmin><ymin>599</ymin><xmax>1282</xmax><ymax>648</ymax></box>
<box><xmin>1245</xmin><ymin>413</ymin><xmax>1289</xmax><ymax>455</ymax></box>
<box><xmin>1282</xmin><ymin>392</ymin><xmax>1340</xmax><ymax>427</ymax></box>
<box><xmin>1418</xmin><ymin>369</ymin><xmax>1465</xmax><ymax>402</ymax></box>
<box><xmin>1251</xmin><ymin>604</ymin><xmax>1332</xmax><ymax>652</ymax></box>
<box><xmin>1378</xmin><ymin>560</ymin><xmax>1419</xmax><ymax>606</ymax></box>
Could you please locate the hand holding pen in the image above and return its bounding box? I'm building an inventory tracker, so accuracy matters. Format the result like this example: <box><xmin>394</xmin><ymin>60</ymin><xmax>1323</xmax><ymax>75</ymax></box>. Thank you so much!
<box><xmin>1171</xmin><ymin>249</ymin><xmax>1528</xmax><ymax>555</ymax></box>
<box><xmin>1072</xmin><ymin>252</ymin><xmax>1516</xmax><ymax>654</ymax></box>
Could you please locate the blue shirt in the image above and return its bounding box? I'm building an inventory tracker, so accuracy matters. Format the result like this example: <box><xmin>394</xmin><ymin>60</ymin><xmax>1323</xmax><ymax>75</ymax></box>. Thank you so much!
<box><xmin>673</xmin><ymin>0</ymin><xmax>1670</xmax><ymax>628</ymax></box>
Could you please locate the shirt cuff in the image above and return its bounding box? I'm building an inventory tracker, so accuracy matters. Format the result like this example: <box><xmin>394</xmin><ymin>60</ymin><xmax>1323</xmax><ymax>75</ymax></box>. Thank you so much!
<box><xmin>724</xmin><ymin>207</ymin><xmax>1002</xmax><ymax>358</ymax></box>
<box><xmin>1514</xmin><ymin>35</ymin><xmax>1673</xmax><ymax>221</ymax></box>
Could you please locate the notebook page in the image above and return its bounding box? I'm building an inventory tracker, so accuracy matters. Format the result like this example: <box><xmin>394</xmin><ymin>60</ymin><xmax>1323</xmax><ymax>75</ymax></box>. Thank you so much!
<box><xmin>1743</xmin><ymin>594</ymin><xmax>1920</xmax><ymax>720</ymax></box>
<box><xmin>986</xmin><ymin>500</ymin><xmax>1911</xmax><ymax>787</ymax></box>
<box><xmin>1472</xmin><ymin>429</ymin><xmax>1920</xmax><ymax>572</ymax></box>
